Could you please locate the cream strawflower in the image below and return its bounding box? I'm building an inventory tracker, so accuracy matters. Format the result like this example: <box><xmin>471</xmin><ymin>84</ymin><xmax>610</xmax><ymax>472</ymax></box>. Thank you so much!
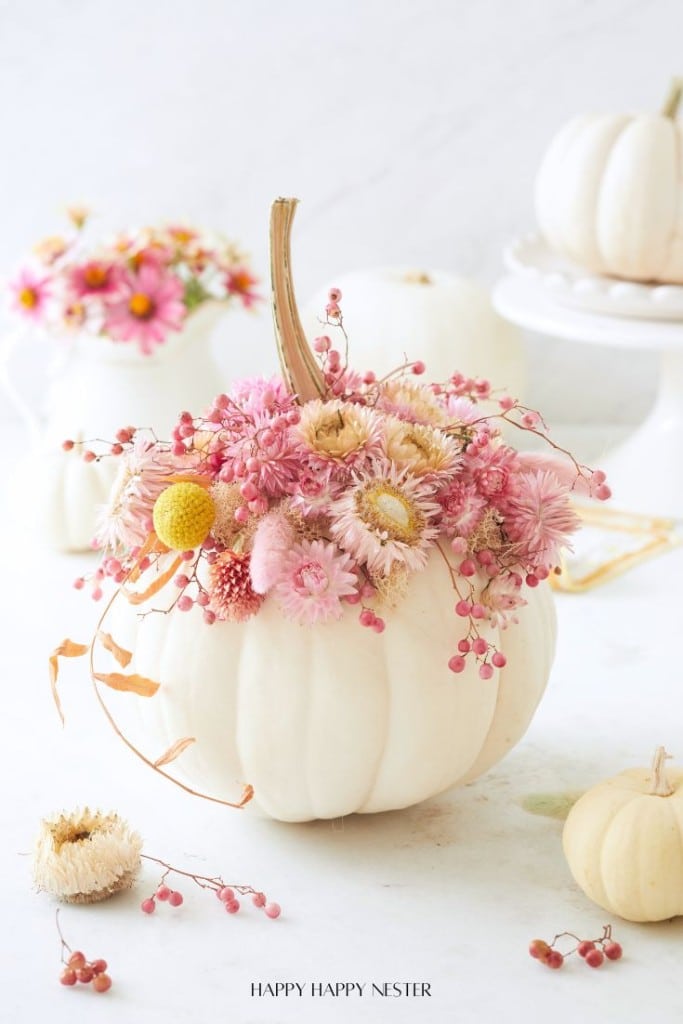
<box><xmin>329</xmin><ymin>465</ymin><xmax>440</xmax><ymax>576</ymax></box>
<box><xmin>382</xmin><ymin>415</ymin><xmax>461</xmax><ymax>479</ymax></box>
<box><xmin>375</xmin><ymin>379</ymin><xmax>446</xmax><ymax>425</ymax></box>
<box><xmin>33</xmin><ymin>809</ymin><xmax>142</xmax><ymax>904</ymax></box>
<box><xmin>296</xmin><ymin>399</ymin><xmax>382</xmax><ymax>470</ymax></box>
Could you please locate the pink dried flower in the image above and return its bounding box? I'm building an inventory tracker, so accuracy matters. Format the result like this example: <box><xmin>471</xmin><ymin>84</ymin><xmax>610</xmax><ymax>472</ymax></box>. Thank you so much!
<box><xmin>103</xmin><ymin>265</ymin><xmax>185</xmax><ymax>353</ymax></box>
<box><xmin>504</xmin><ymin>470</ymin><xmax>581</xmax><ymax>568</ymax></box>
<box><xmin>272</xmin><ymin>539</ymin><xmax>358</xmax><ymax>625</ymax></box>
<box><xmin>9</xmin><ymin>268</ymin><xmax>50</xmax><ymax>320</ymax></box>
<box><xmin>296</xmin><ymin>399</ymin><xmax>383</xmax><ymax>474</ymax></box>
<box><xmin>229</xmin><ymin>377</ymin><xmax>295</xmax><ymax>416</ymax></box>
<box><xmin>250</xmin><ymin>511</ymin><xmax>296</xmax><ymax>594</ymax></box>
<box><xmin>329</xmin><ymin>465</ymin><xmax>441</xmax><ymax>576</ymax></box>
<box><xmin>375</xmin><ymin>379</ymin><xmax>446</xmax><ymax>425</ymax></box>
<box><xmin>481</xmin><ymin>572</ymin><xmax>527</xmax><ymax>627</ymax></box>
<box><xmin>288</xmin><ymin>466</ymin><xmax>342</xmax><ymax>517</ymax></box>
<box><xmin>437</xmin><ymin>479</ymin><xmax>487</xmax><ymax>538</ymax></box>
<box><xmin>209</xmin><ymin>551</ymin><xmax>264</xmax><ymax>622</ymax></box>
<box><xmin>382</xmin><ymin>416</ymin><xmax>461</xmax><ymax>480</ymax></box>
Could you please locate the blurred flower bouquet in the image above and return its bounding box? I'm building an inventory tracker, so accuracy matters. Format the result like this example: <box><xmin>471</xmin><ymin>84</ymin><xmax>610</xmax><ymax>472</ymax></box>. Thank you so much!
<box><xmin>9</xmin><ymin>208</ymin><xmax>259</xmax><ymax>354</ymax></box>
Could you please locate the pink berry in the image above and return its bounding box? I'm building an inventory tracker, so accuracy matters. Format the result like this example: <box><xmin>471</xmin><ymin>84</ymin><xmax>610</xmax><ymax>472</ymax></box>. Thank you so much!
<box><xmin>225</xmin><ymin>899</ymin><xmax>240</xmax><ymax>914</ymax></box>
<box><xmin>67</xmin><ymin>952</ymin><xmax>86</xmax><ymax>969</ymax></box>
<box><xmin>596</xmin><ymin>484</ymin><xmax>611</xmax><ymax>501</ymax></box>
<box><xmin>472</xmin><ymin>637</ymin><xmax>488</xmax><ymax>656</ymax></box>
<box><xmin>76</xmin><ymin>966</ymin><xmax>94</xmax><ymax>983</ymax></box>
<box><xmin>525</xmin><ymin>573</ymin><xmax>539</xmax><ymax>588</ymax></box>
<box><xmin>603</xmin><ymin>941</ymin><xmax>622</xmax><ymax>961</ymax></box>
<box><xmin>455</xmin><ymin>599</ymin><xmax>471</xmax><ymax>617</ymax></box>
<box><xmin>61</xmin><ymin>439</ymin><xmax>75</xmax><ymax>451</ymax></box>
<box><xmin>218</xmin><ymin>886</ymin><xmax>235</xmax><ymax>902</ymax></box>
<box><xmin>591</xmin><ymin>469</ymin><xmax>606</xmax><ymax>485</ymax></box>
<box><xmin>479</xmin><ymin>663</ymin><xmax>494</xmax><ymax>680</ymax></box>
<box><xmin>313</xmin><ymin>335</ymin><xmax>331</xmax><ymax>353</ymax></box>
<box><xmin>168</xmin><ymin>891</ymin><xmax>183</xmax><ymax>907</ymax></box>
<box><xmin>585</xmin><ymin>949</ymin><xmax>604</xmax><ymax>968</ymax></box>
<box><xmin>177</xmin><ymin>595</ymin><xmax>193</xmax><ymax>612</ymax></box>
<box><xmin>359</xmin><ymin>609</ymin><xmax>375</xmax><ymax>627</ymax></box>
<box><xmin>411</xmin><ymin>360</ymin><xmax>426</xmax><ymax>375</ymax></box>
<box><xmin>457</xmin><ymin>639</ymin><xmax>471</xmax><ymax>653</ymax></box>
<box><xmin>60</xmin><ymin>968</ymin><xmax>77</xmax><ymax>986</ymax></box>
<box><xmin>110</xmin><ymin>443</ymin><xmax>123</xmax><ymax>456</ymax></box>
<box><xmin>264</xmin><ymin>902</ymin><xmax>281</xmax><ymax>919</ymax></box>
<box><xmin>546</xmin><ymin>950</ymin><xmax>564</xmax><ymax>969</ymax></box>
<box><xmin>528</xmin><ymin>939</ymin><xmax>551</xmax><ymax>961</ymax></box>
<box><xmin>491</xmin><ymin>651</ymin><xmax>507</xmax><ymax>668</ymax></box>
<box><xmin>174</xmin><ymin>574</ymin><xmax>190</xmax><ymax>589</ymax></box>
<box><xmin>470</xmin><ymin>603</ymin><xmax>485</xmax><ymax>619</ymax></box>
<box><xmin>252</xmin><ymin>892</ymin><xmax>267</xmax><ymax>908</ymax></box>
<box><xmin>448</xmin><ymin>655</ymin><xmax>467</xmax><ymax>673</ymax></box>
<box><xmin>203</xmin><ymin>610</ymin><xmax>216</xmax><ymax>625</ymax></box>
<box><xmin>92</xmin><ymin>973</ymin><xmax>112</xmax><ymax>993</ymax></box>
<box><xmin>73</xmin><ymin>577</ymin><xmax>85</xmax><ymax>590</ymax></box>
<box><xmin>577</xmin><ymin>940</ymin><xmax>595</xmax><ymax>958</ymax></box>
<box><xmin>91</xmin><ymin>586</ymin><xmax>103</xmax><ymax>602</ymax></box>
<box><xmin>156</xmin><ymin>885</ymin><xmax>171</xmax><ymax>901</ymax></box>
<box><xmin>83</xmin><ymin>450</ymin><xmax>97</xmax><ymax>463</ymax></box>
<box><xmin>328</xmin><ymin>287</ymin><xmax>342</xmax><ymax>302</ymax></box>
<box><xmin>372</xmin><ymin>618</ymin><xmax>386</xmax><ymax>633</ymax></box>
<box><xmin>141</xmin><ymin>897</ymin><xmax>156</xmax><ymax>914</ymax></box>
<box><xmin>91</xmin><ymin>959</ymin><xmax>107</xmax><ymax>975</ymax></box>
<box><xmin>459</xmin><ymin>558</ymin><xmax>476</xmax><ymax>577</ymax></box>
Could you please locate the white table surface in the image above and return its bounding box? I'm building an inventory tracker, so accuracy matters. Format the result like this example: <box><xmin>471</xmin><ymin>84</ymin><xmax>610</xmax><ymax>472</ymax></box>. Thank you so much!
<box><xmin>3</xmin><ymin>422</ymin><xmax>683</xmax><ymax>1024</ymax></box>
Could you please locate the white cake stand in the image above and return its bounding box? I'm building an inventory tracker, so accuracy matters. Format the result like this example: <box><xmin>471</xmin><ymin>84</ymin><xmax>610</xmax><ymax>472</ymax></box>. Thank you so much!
<box><xmin>492</xmin><ymin>274</ymin><xmax>683</xmax><ymax>517</ymax></box>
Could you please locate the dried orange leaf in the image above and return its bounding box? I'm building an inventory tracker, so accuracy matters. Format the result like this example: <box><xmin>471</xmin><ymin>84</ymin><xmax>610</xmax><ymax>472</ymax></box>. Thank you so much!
<box><xmin>124</xmin><ymin>556</ymin><xmax>182</xmax><ymax>606</ymax></box>
<box><xmin>97</xmin><ymin>632</ymin><xmax>133</xmax><ymax>668</ymax></box>
<box><xmin>93</xmin><ymin>671</ymin><xmax>160</xmax><ymax>697</ymax></box>
<box><xmin>238</xmin><ymin>784</ymin><xmax>255</xmax><ymax>807</ymax></box>
<box><xmin>153</xmin><ymin>736</ymin><xmax>196</xmax><ymax>768</ymax></box>
<box><xmin>49</xmin><ymin>639</ymin><xmax>90</xmax><ymax>725</ymax></box>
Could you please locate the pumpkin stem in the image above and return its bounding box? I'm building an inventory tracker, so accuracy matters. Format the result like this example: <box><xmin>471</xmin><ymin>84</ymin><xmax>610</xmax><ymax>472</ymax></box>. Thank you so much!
<box><xmin>649</xmin><ymin>745</ymin><xmax>674</xmax><ymax>797</ymax></box>
<box><xmin>403</xmin><ymin>270</ymin><xmax>433</xmax><ymax>286</ymax></box>
<box><xmin>661</xmin><ymin>77</ymin><xmax>683</xmax><ymax>119</ymax></box>
<box><xmin>270</xmin><ymin>198</ymin><xmax>326</xmax><ymax>404</ymax></box>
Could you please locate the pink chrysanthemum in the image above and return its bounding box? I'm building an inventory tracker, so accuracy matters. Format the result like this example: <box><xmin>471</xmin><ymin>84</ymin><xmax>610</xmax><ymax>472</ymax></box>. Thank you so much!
<box><xmin>504</xmin><ymin>470</ymin><xmax>581</xmax><ymax>568</ymax></box>
<box><xmin>69</xmin><ymin>261</ymin><xmax>124</xmax><ymax>299</ymax></box>
<box><xmin>249</xmin><ymin>511</ymin><xmax>296</xmax><ymax>594</ymax></box>
<box><xmin>209</xmin><ymin>551</ymin><xmax>264</xmax><ymax>622</ymax></box>
<box><xmin>329</xmin><ymin>465</ymin><xmax>441</xmax><ymax>576</ymax></box>
<box><xmin>94</xmin><ymin>439</ymin><xmax>187</xmax><ymax>551</ymax></box>
<box><xmin>273</xmin><ymin>539</ymin><xmax>358</xmax><ymax>625</ymax></box>
<box><xmin>225</xmin><ymin>267</ymin><xmax>261</xmax><ymax>308</ymax></box>
<box><xmin>296</xmin><ymin>399</ymin><xmax>383</xmax><ymax>475</ymax></box>
<box><xmin>103</xmin><ymin>264</ymin><xmax>185</xmax><ymax>353</ymax></box>
<box><xmin>9</xmin><ymin>268</ymin><xmax>50</xmax><ymax>320</ymax></box>
<box><xmin>436</xmin><ymin>478</ymin><xmax>487</xmax><ymax>538</ymax></box>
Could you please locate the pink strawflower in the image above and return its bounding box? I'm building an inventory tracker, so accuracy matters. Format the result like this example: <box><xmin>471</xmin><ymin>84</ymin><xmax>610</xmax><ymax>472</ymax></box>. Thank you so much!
<box><xmin>471</xmin><ymin>445</ymin><xmax>520</xmax><ymax>501</ymax></box>
<box><xmin>437</xmin><ymin>479</ymin><xmax>487</xmax><ymax>538</ymax></box>
<box><xmin>69</xmin><ymin>260</ymin><xmax>124</xmax><ymax>298</ymax></box>
<box><xmin>273</xmin><ymin>539</ymin><xmax>358</xmax><ymax>625</ymax></box>
<box><xmin>249</xmin><ymin>511</ymin><xmax>296</xmax><ymax>594</ymax></box>
<box><xmin>481</xmin><ymin>572</ymin><xmax>527</xmax><ymax>627</ymax></box>
<box><xmin>504</xmin><ymin>470</ymin><xmax>581</xmax><ymax>568</ymax></box>
<box><xmin>104</xmin><ymin>265</ymin><xmax>185</xmax><ymax>353</ymax></box>
<box><xmin>329</xmin><ymin>465</ymin><xmax>441</xmax><ymax>576</ymax></box>
<box><xmin>209</xmin><ymin>551</ymin><xmax>264</xmax><ymax>622</ymax></box>
<box><xmin>297</xmin><ymin>399</ymin><xmax>383</xmax><ymax>475</ymax></box>
<box><xmin>9</xmin><ymin>268</ymin><xmax>50</xmax><ymax>320</ymax></box>
<box><xmin>445</xmin><ymin>394</ymin><xmax>481</xmax><ymax>425</ymax></box>
<box><xmin>230</xmin><ymin>376</ymin><xmax>295</xmax><ymax>416</ymax></box>
<box><xmin>288</xmin><ymin>466</ymin><xmax>342</xmax><ymax>517</ymax></box>
<box><xmin>225</xmin><ymin>267</ymin><xmax>261</xmax><ymax>308</ymax></box>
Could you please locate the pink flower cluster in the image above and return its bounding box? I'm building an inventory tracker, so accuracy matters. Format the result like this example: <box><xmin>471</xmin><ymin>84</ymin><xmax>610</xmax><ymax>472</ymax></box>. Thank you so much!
<box><xmin>9</xmin><ymin>214</ymin><xmax>260</xmax><ymax>354</ymax></box>
<box><xmin>78</xmin><ymin>296</ymin><xmax>609</xmax><ymax>677</ymax></box>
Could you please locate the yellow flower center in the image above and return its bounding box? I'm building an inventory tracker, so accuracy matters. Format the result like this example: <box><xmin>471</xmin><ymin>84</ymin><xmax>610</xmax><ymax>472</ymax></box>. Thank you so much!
<box><xmin>84</xmin><ymin>264</ymin><xmax>108</xmax><ymax>288</ymax></box>
<box><xmin>129</xmin><ymin>292</ymin><xmax>154</xmax><ymax>319</ymax></box>
<box><xmin>19</xmin><ymin>287</ymin><xmax>38</xmax><ymax>309</ymax></box>
<box><xmin>153</xmin><ymin>482</ymin><xmax>216</xmax><ymax>551</ymax></box>
<box><xmin>356</xmin><ymin>483</ymin><xmax>424</xmax><ymax>544</ymax></box>
<box><xmin>229</xmin><ymin>271</ymin><xmax>253</xmax><ymax>293</ymax></box>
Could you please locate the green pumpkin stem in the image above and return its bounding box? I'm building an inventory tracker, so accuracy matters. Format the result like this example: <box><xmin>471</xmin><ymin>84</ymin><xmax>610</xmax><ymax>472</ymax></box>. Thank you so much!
<box><xmin>270</xmin><ymin>198</ymin><xmax>326</xmax><ymax>404</ymax></box>
<box><xmin>649</xmin><ymin>745</ymin><xmax>674</xmax><ymax>797</ymax></box>
<box><xmin>661</xmin><ymin>77</ymin><xmax>683</xmax><ymax>119</ymax></box>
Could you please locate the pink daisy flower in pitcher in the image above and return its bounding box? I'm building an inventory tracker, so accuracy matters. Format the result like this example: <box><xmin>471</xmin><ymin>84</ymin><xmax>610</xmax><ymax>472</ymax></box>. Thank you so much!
<box><xmin>273</xmin><ymin>539</ymin><xmax>358</xmax><ymax>625</ymax></box>
<box><xmin>9</xmin><ymin>268</ymin><xmax>50</xmax><ymax>321</ymax></box>
<box><xmin>69</xmin><ymin>260</ymin><xmax>124</xmax><ymax>299</ymax></box>
<box><xmin>104</xmin><ymin>264</ymin><xmax>185</xmax><ymax>353</ymax></box>
<box><xmin>225</xmin><ymin>267</ymin><xmax>261</xmax><ymax>308</ymax></box>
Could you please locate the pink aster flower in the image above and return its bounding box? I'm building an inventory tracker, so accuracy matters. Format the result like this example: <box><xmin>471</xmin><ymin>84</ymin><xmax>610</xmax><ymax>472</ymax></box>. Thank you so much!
<box><xmin>209</xmin><ymin>551</ymin><xmax>264</xmax><ymax>622</ymax></box>
<box><xmin>273</xmin><ymin>539</ymin><xmax>358</xmax><ymax>625</ymax></box>
<box><xmin>69</xmin><ymin>260</ymin><xmax>124</xmax><ymax>299</ymax></box>
<box><xmin>504</xmin><ymin>469</ymin><xmax>580</xmax><ymax>568</ymax></box>
<box><xmin>103</xmin><ymin>264</ymin><xmax>186</xmax><ymax>353</ymax></box>
<box><xmin>225</xmin><ymin>267</ymin><xmax>261</xmax><ymax>308</ymax></box>
<box><xmin>9</xmin><ymin>268</ymin><xmax>50</xmax><ymax>321</ymax></box>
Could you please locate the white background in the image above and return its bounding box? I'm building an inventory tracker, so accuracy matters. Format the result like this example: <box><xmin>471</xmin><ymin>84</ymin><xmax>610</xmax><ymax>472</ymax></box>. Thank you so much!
<box><xmin>2</xmin><ymin>3</ymin><xmax>683</xmax><ymax>1023</ymax></box>
<box><xmin>2</xmin><ymin>0</ymin><xmax>682</xmax><ymax>425</ymax></box>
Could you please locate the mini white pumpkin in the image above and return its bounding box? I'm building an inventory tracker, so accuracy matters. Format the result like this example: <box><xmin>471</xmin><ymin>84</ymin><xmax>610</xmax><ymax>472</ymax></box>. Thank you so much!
<box><xmin>563</xmin><ymin>747</ymin><xmax>683</xmax><ymax>922</ymax></box>
<box><xmin>303</xmin><ymin>270</ymin><xmax>526</xmax><ymax>399</ymax></box>
<box><xmin>535</xmin><ymin>79</ymin><xmax>683</xmax><ymax>283</ymax></box>
<box><xmin>91</xmin><ymin>199</ymin><xmax>558</xmax><ymax>823</ymax></box>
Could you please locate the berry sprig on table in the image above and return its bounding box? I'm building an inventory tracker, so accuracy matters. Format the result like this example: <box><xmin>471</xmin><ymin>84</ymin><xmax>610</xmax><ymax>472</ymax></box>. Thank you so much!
<box><xmin>139</xmin><ymin>853</ymin><xmax>281</xmax><ymax>919</ymax></box>
<box><xmin>56</xmin><ymin>911</ymin><xmax>112</xmax><ymax>993</ymax></box>
<box><xmin>529</xmin><ymin>924</ymin><xmax>622</xmax><ymax>970</ymax></box>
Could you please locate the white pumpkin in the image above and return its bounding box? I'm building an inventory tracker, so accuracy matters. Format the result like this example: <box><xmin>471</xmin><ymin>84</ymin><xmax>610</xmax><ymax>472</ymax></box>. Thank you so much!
<box><xmin>102</xmin><ymin>559</ymin><xmax>555</xmax><ymax>822</ymax></box>
<box><xmin>535</xmin><ymin>79</ymin><xmax>683</xmax><ymax>283</ymax></box>
<box><xmin>563</xmin><ymin>747</ymin><xmax>683</xmax><ymax>922</ymax></box>
<box><xmin>303</xmin><ymin>270</ymin><xmax>526</xmax><ymax>399</ymax></box>
<box><xmin>88</xmin><ymin>199</ymin><xmax>558</xmax><ymax>823</ymax></box>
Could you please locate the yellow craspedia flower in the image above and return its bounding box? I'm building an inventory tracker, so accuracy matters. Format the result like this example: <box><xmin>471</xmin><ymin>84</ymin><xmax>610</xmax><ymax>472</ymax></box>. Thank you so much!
<box><xmin>153</xmin><ymin>481</ymin><xmax>215</xmax><ymax>551</ymax></box>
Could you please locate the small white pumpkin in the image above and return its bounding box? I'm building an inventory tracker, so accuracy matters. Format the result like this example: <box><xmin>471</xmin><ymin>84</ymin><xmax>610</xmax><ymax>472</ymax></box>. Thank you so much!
<box><xmin>535</xmin><ymin>79</ymin><xmax>683</xmax><ymax>283</ymax></box>
<box><xmin>563</xmin><ymin>747</ymin><xmax>683</xmax><ymax>922</ymax></box>
<box><xmin>91</xmin><ymin>200</ymin><xmax>558</xmax><ymax>824</ymax></box>
<box><xmin>303</xmin><ymin>269</ymin><xmax>526</xmax><ymax>398</ymax></box>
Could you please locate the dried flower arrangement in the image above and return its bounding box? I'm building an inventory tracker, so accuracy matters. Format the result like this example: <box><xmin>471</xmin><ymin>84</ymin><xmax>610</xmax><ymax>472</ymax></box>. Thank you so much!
<box><xmin>9</xmin><ymin>207</ymin><xmax>260</xmax><ymax>354</ymax></box>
